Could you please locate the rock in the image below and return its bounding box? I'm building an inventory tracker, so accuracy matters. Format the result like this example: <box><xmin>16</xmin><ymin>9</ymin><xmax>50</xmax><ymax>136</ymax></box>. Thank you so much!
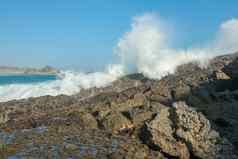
<box><xmin>146</xmin><ymin>101</ymin><xmax>237</xmax><ymax>159</ymax></box>
<box><xmin>111</xmin><ymin>93</ymin><xmax>146</xmax><ymax>112</ymax></box>
<box><xmin>1</xmin><ymin>52</ymin><xmax>238</xmax><ymax>158</ymax></box>
<box><xmin>102</xmin><ymin>111</ymin><xmax>133</xmax><ymax>134</ymax></box>
<box><xmin>64</xmin><ymin>143</ymin><xmax>78</xmax><ymax>151</ymax></box>
<box><xmin>173</xmin><ymin>102</ymin><xmax>218</xmax><ymax>158</ymax></box>
<box><xmin>132</xmin><ymin>111</ymin><xmax>153</xmax><ymax>127</ymax></box>
<box><xmin>147</xmin><ymin>107</ymin><xmax>190</xmax><ymax>159</ymax></box>
<box><xmin>0</xmin><ymin>111</ymin><xmax>9</xmax><ymax>124</ymax></box>
<box><xmin>149</xmin><ymin>101</ymin><xmax>168</xmax><ymax>112</ymax></box>
<box><xmin>215</xmin><ymin>70</ymin><xmax>231</xmax><ymax>80</ymax></box>
<box><xmin>108</xmin><ymin>139</ymin><xmax>166</xmax><ymax>159</ymax></box>
<box><xmin>67</xmin><ymin>111</ymin><xmax>98</xmax><ymax>129</ymax></box>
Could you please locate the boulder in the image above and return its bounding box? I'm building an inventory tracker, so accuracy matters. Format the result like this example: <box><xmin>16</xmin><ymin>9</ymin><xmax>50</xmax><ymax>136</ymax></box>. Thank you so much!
<box><xmin>147</xmin><ymin>107</ymin><xmax>190</xmax><ymax>159</ymax></box>
<box><xmin>174</xmin><ymin>102</ymin><xmax>218</xmax><ymax>158</ymax></box>
<box><xmin>102</xmin><ymin>111</ymin><xmax>133</xmax><ymax>134</ymax></box>
<box><xmin>67</xmin><ymin>111</ymin><xmax>98</xmax><ymax>129</ymax></box>
<box><xmin>146</xmin><ymin>101</ymin><xmax>237</xmax><ymax>159</ymax></box>
<box><xmin>0</xmin><ymin>112</ymin><xmax>9</xmax><ymax>124</ymax></box>
<box><xmin>215</xmin><ymin>70</ymin><xmax>231</xmax><ymax>80</ymax></box>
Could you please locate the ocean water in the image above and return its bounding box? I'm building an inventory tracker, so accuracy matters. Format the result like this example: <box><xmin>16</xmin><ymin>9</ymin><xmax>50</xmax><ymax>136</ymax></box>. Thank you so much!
<box><xmin>0</xmin><ymin>75</ymin><xmax>57</xmax><ymax>85</ymax></box>
<box><xmin>0</xmin><ymin>67</ymin><xmax>124</xmax><ymax>102</ymax></box>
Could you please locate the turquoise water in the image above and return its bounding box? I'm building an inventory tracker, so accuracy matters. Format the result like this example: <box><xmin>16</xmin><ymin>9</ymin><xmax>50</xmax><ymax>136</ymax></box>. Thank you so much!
<box><xmin>0</xmin><ymin>75</ymin><xmax>57</xmax><ymax>85</ymax></box>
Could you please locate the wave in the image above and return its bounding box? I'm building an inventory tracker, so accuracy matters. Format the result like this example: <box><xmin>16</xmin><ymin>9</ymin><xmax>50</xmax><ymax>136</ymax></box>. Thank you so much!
<box><xmin>116</xmin><ymin>13</ymin><xmax>238</xmax><ymax>79</ymax></box>
<box><xmin>1</xmin><ymin>13</ymin><xmax>238</xmax><ymax>102</ymax></box>
<box><xmin>0</xmin><ymin>64</ymin><xmax>124</xmax><ymax>102</ymax></box>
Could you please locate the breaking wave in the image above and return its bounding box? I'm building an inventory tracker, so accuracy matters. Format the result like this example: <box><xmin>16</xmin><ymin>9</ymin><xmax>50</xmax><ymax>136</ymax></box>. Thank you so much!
<box><xmin>116</xmin><ymin>13</ymin><xmax>238</xmax><ymax>78</ymax></box>
<box><xmin>1</xmin><ymin>13</ymin><xmax>238</xmax><ymax>102</ymax></box>
<box><xmin>0</xmin><ymin>64</ymin><xmax>124</xmax><ymax>102</ymax></box>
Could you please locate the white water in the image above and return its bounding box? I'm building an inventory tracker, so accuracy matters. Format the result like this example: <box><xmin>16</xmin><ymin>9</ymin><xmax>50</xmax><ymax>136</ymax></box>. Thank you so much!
<box><xmin>1</xmin><ymin>13</ymin><xmax>238</xmax><ymax>102</ymax></box>
<box><xmin>116</xmin><ymin>13</ymin><xmax>238</xmax><ymax>79</ymax></box>
<box><xmin>0</xmin><ymin>64</ymin><xmax>124</xmax><ymax>102</ymax></box>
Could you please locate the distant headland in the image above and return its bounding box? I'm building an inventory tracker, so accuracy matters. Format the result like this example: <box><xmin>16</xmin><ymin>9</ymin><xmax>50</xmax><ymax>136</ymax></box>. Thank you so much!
<box><xmin>0</xmin><ymin>66</ymin><xmax>59</xmax><ymax>75</ymax></box>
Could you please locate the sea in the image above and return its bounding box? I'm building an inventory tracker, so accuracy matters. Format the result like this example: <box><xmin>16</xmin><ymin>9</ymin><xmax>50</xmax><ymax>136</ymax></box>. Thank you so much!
<box><xmin>0</xmin><ymin>74</ymin><xmax>59</xmax><ymax>102</ymax></box>
<box><xmin>0</xmin><ymin>69</ymin><xmax>122</xmax><ymax>102</ymax></box>
<box><xmin>0</xmin><ymin>74</ymin><xmax>57</xmax><ymax>85</ymax></box>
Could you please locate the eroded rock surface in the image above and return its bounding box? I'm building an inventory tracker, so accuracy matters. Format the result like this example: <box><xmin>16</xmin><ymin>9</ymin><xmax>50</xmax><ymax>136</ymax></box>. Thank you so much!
<box><xmin>147</xmin><ymin>107</ymin><xmax>190</xmax><ymax>159</ymax></box>
<box><xmin>1</xmin><ymin>52</ymin><xmax>238</xmax><ymax>158</ymax></box>
<box><xmin>146</xmin><ymin>101</ymin><xmax>237</xmax><ymax>159</ymax></box>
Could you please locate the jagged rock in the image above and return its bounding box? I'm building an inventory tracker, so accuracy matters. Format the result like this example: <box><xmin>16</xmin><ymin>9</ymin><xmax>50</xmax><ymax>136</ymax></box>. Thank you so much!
<box><xmin>132</xmin><ymin>111</ymin><xmax>153</xmax><ymax>127</ymax></box>
<box><xmin>147</xmin><ymin>101</ymin><xmax>237</xmax><ymax>159</ymax></box>
<box><xmin>147</xmin><ymin>107</ymin><xmax>190</xmax><ymax>159</ymax></box>
<box><xmin>64</xmin><ymin>143</ymin><xmax>78</xmax><ymax>151</ymax></box>
<box><xmin>111</xmin><ymin>93</ymin><xmax>146</xmax><ymax>112</ymax></box>
<box><xmin>173</xmin><ymin>102</ymin><xmax>219</xmax><ymax>158</ymax></box>
<box><xmin>0</xmin><ymin>112</ymin><xmax>9</xmax><ymax>124</ymax></box>
<box><xmin>102</xmin><ymin>111</ymin><xmax>133</xmax><ymax>134</ymax></box>
<box><xmin>67</xmin><ymin>111</ymin><xmax>98</xmax><ymax>129</ymax></box>
<box><xmin>215</xmin><ymin>70</ymin><xmax>231</xmax><ymax>80</ymax></box>
<box><xmin>172</xmin><ymin>82</ymin><xmax>191</xmax><ymax>100</ymax></box>
<box><xmin>109</xmin><ymin>142</ymin><xmax>166</xmax><ymax>159</ymax></box>
<box><xmin>1</xmin><ymin>52</ymin><xmax>238</xmax><ymax>158</ymax></box>
<box><xmin>92</xmin><ymin>104</ymin><xmax>111</xmax><ymax>120</ymax></box>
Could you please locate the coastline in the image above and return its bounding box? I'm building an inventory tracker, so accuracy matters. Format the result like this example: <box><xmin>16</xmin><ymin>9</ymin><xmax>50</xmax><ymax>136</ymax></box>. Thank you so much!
<box><xmin>0</xmin><ymin>73</ymin><xmax>58</xmax><ymax>76</ymax></box>
<box><xmin>0</xmin><ymin>66</ymin><xmax>59</xmax><ymax>76</ymax></box>
<box><xmin>0</xmin><ymin>52</ymin><xmax>238</xmax><ymax>158</ymax></box>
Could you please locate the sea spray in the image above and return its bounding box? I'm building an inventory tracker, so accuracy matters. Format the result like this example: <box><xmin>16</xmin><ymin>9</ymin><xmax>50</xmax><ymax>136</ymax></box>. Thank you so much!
<box><xmin>1</xmin><ymin>13</ymin><xmax>238</xmax><ymax>102</ymax></box>
<box><xmin>0</xmin><ymin>64</ymin><xmax>124</xmax><ymax>102</ymax></box>
<box><xmin>116</xmin><ymin>13</ymin><xmax>238</xmax><ymax>79</ymax></box>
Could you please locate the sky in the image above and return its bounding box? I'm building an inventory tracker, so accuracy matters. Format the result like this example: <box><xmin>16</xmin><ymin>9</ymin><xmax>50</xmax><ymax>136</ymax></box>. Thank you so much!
<box><xmin>0</xmin><ymin>0</ymin><xmax>238</xmax><ymax>71</ymax></box>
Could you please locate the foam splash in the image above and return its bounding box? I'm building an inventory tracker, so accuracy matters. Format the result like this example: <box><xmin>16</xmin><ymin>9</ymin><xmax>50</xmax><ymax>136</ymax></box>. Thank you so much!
<box><xmin>1</xmin><ymin>13</ymin><xmax>238</xmax><ymax>102</ymax></box>
<box><xmin>214</xmin><ymin>18</ymin><xmax>238</xmax><ymax>53</ymax></box>
<box><xmin>116</xmin><ymin>13</ymin><xmax>238</xmax><ymax>79</ymax></box>
<box><xmin>0</xmin><ymin>64</ymin><xmax>124</xmax><ymax>102</ymax></box>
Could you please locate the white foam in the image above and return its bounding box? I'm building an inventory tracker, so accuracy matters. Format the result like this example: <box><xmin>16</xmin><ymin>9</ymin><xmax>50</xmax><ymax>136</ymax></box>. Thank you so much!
<box><xmin>1</xmin><ymin>13</ymin><xmax>238</xmax><ymax>102</ymax></box>
<box><xmin>0</xmin><ymin>64</ymin><xmax>124</xmax><ymax>102</ymax></box>
<box><xmin>116</xmin><ymin>13</ymin><xmax>238</xmax><ymax>79</ymax></box>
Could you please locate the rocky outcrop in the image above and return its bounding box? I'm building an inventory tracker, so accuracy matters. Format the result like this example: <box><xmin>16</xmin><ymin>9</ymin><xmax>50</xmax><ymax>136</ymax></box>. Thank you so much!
<box><xmin>215</xmin><ymin>70</ymin><xmax>231</xmax><ymax>80</ymax></box>
<box><xmin>147</xmin><ymin>106</ymin><xmax>190</xmax><ymax>159</ymax></box>
<box><xmin>102</xmin><ymin>111</ymin><xmax>133</xmax><ymax>134</ymax></box>
<box><xmin>1</xmin><ymin>52</ymin><xmax>238</xmax><ymax>158</ymax></box>
<box><xmin>174</xmin><ymin>102</ymin><xmax>218</xmax><ymax>158</ymax></box>
<box><xmin>146</xmin><ymin>102</ymin><xmax>237</xmax><ymax>159</ymax></box>
<box><xmin>0</xmin><ymin>110</ymin><xmax>9</xmax><ymax>124</ymax></box>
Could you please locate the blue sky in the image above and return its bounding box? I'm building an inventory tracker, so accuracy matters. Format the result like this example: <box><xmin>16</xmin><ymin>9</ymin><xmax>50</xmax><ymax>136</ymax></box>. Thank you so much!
<box><xmin>0</xmin><ymin>0</ymin><xmax>238</xmax><ymax>70</ymax></box>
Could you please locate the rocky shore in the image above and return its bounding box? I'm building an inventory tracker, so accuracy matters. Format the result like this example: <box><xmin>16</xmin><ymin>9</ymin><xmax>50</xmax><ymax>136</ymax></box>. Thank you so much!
<box><xmin>1</xmin><ymin>52</ymin><xmax>238</xmax><ymax>158</ymax></box>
